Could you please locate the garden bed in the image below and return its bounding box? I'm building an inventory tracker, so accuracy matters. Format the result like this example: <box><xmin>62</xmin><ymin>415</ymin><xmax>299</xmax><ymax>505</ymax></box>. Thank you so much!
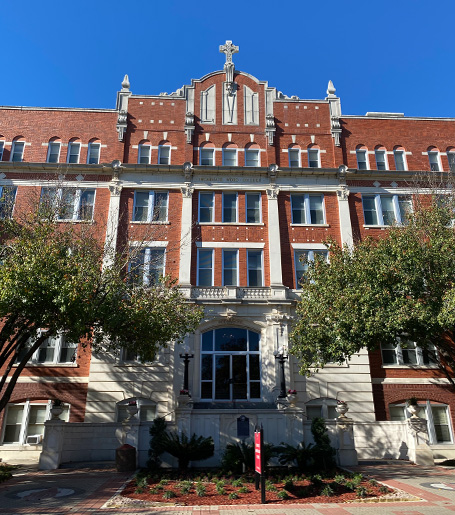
<box><xmin>121</xmin><ymin>470</ymin><xmax>394</xmax><ymax>506</ymax></box>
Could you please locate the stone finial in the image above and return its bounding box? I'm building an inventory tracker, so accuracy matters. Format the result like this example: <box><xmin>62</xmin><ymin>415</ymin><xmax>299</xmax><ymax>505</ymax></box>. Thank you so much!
<box><xmin>327</xmin><ymin>80</ymin><xmax>336</xmax><ymax>96</ymax></box>
<box><xmin>122</xmin><ymin>74</ymin><xmax>130</xmax><ymax>90</ymax></box>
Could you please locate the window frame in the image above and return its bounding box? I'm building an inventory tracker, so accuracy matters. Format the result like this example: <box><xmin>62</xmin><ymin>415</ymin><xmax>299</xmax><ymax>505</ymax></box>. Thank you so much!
<box><xmin>247</xmin><ymin>249</ymin><xmax>264</xmax><ymax>287</ymax></box>
<box><xmin>199</xmin><ymin>191</ymin><xmax>214</xmax><ymax>223</ymax></box>
<box><xmin>290</xmin><ymin>194</ymin><xmax>326</xmax><ymax>225</ymax></box>
<box><xmin>288</xmin><ymin>148</ymin><xmax>301</xmax><ymax>168</ymax></box>
<box><xmin>20</xmin><ymin>332</ymin><xmax>78</xmax><ymax>366</ymax></box>
<box><xmin>375</xmin><ymin>149</ymin><xmax>388</xmax><ymax>171</ymax></box>
<box><xmin>40</xmin><ymin>187</ymin><xmax>96</xmax><ymax>222</ymax></box>
<box><xmin>0</xmin><ymin>185</ymin><xmax>17</xmax><ymax>219</ymax></box>
<box><xmin>132</xmin><ymin>190</ymin><xmax>169</xmax><ymax>223</ymax></box>
<box><xmin>245</xmin><ymin>149</ymin><xmax>260</xmax><ymax>167</ymax></box>
<box><xmin>294</xmin><ymin>249</ymin><xmax>329</xmax><ymax>289</ymax></box>
<box><xmin>87</xmin><ymin>142</ymin><xmax>101</xmax><ymax>165</ymax></box>
<box><xmin>222</xmin><ymin>192</ymin><xmax>238</xmax><ymax>223</ymax></box>
<box><xmin>245</xmin><ymin>192</ymin><xmax>262</xmax><ymax>223</ymax></box>
<box><xmin>362</xmin><ymin>194</ymin><xmax>412</xmax><ymax>226</ymax></box>
<box><xmin>393</xmin><ymin>149</ymin><xmax>407</xmax><ymax>171</ymax></box>
<box><xmin>129</xmin><ymin>247</ymin><xmax>166</xmax><ymax>286</ymax></box>
<box><xmin>197</xmin><ymin>248</ymin><xmax>214</xmax><ymax>287</ymax></box>
<box><xmin>428</xmin><ymin>150</ymin><xmax>442</xmax><ymax>172</ymax></box>
<box><xmin>10</xmin><ymin>141</ymin><xmax>25</xmax><ymax>162</ymax></box>
<box><xmin>222</xmin><ymin>148</ymin><xmax>237</xmax><ymax>166</ymax></box>
<box><xmin>380</xmin><ymin>341</ymin><xmax>438</xmax><ymax>367</ymax></box>
<box><xmin>222</xmin><ymin>249</ymin><xmax>239</xmax><ymax>286</ymax></box>
<box><xmin>158</xmin><ymin>145</ymin><xmax>171</xmax><ymax>165</ymax></box>
<box><xmin>356</xmin><ymin>148</ymin><xmax>369</xmax><ymax>170</ymax></box>
<box><xmin>0</xmin><ymin>141</ymin><xmax>4</xmax><ymax>161</ymax></box>
<box><xmin>47</xmin><ymin>142</ymin><xmax>61</xmax><ymax>163</ymax></box>
<box><xmin>447</xmin><ymin>150</ymin><xmax>455</xmax><ymax>172</ymax></box>
<box><xmin>200</xmin><ymin>148</ymin><xmax>214</xmax><ymax>166</ymax></box>
<box><xmin>307</xmin><ymin>148</ymin><xmax>320</xmax><ymax>168</ymax></box>
<box><xmin>67</xmin><ymin>142</ymin><xmax>81</xmax><ymax>164</ymax></box>
<box><xmin>138</xmin><ymin>144</ymin><xmax>151</xmax><ymax>164</ymax></box>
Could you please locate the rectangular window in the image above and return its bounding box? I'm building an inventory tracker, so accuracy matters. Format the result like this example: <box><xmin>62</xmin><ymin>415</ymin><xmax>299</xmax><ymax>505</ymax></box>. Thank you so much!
<box><xmin>138</xmin><ymin>145</ymin><xmax>151</xmax><ymax>164</ymax></box>
<box><xmin>133</xmin><ymin>190</ymin><xmax>168</xmax><ymax>222</ymax></box>
<box><xmin>223</xmin><ymin>192</ymin><xmax>237</xmax><ymax>223</ymax></box>
<box><xmin>11</xmin><ymin>141</ymin><xmax>25</xmax><ymax>162</ymax></box>
<box><xmin>0</xmin><ymin>141</ymin><xmax>4</xmax><ymax>161</ymax></box>
<box><xmin>308</xmin><ymin>149</ymin><xmax>320</xmax><ymax>168</ymax></box>
<box><xmin>35</xmin><ymin>335</ymin><xmax>77</xmax><ymax>364</ymax></box>
<box><xmin>294</xmin><ymin>249</ymin><xmax>328</xmax><ymax>289</ymax></box>
<box><xmin>223</xmin><ymin>148</ymin><xmax>237</xmax><ymax>166</ymax></box>
<box><xmin>381</xmin><ymin>342</ymin><xmax>438</xmax><ymax>366</ymax></box>
<box><xmin>246</xmin><ymin>193</ymin><xmax>261</xmax><ymax>223</ymax></box>
<box><xmin>200</xmin><ymin>148</ymin><xmax>214</xmax><ymax>165</ymax></box>
<box><xmin>245</xmin><ymin>149</ymin><xmax>260</xmax><ymax>167</ymax></box>
<box><xmin>375</xmin><ymin>150</ymin><xmax>387</xmax><ymax>170</ymax></box>
<box><xmin>448</xmin><ymin>152</ymin><xmax>455</xmax><ymax>173</ymax></box>
<box><xmin>288</xmin><ymin>149</ymin><xmax>300</xmax><ymax>167</ymax></box>
<box><xmin>197</xmin><ymin>249</ymin><xmax>213</xmax><ymax>286</ymax></box>
<box><xmin>362</xmin><ymin>194</ymin><xmax>412</xmax><ymax>226</ymax></box>
<box><xmin>394</xmin><ymin>150</ymin><xmax>406</xmax><ymax>171</ymax></box>
<box><xmin>428</xmin><ymin>151</ymin><xmax>441</xmax><ymax>172</ymax></box>
<box><xmin>129</xmin><ymin>247</ymin><xmax>165</xmax><ymax>286</ymax></box>
<box><xmin>356</xmin><ymin>149</ymin><xmax>368</xmax><ymax>170</ymax></box>
<box><xmin>158</xmin><ymin>146</ymin><xmax>170</xmax><ymax>165</ymax></box>
<box><xmin>199</xmin><ymin>192</ymin><xmax>214</xmax><ymax>223</ymax></box>
<box><xmin>291</xmin><ymin>194</ymin><xmax>325</xmax><ymax>224</ymax></box>
<box><xmin>0</xmin><ymin>186</ymin><xmax>17</xmax><ymax>219</ymax></box>
<box><xmin>67</xmin><ymin>142</ymin><xmax>81</xmax><ymax>164</ymax></box>
<box><xmin>247</xmin><ymin>250</ymin><xmax>263</xmax><ymax>286</ymax></box>
<box><xmin>39</xmin><ymin>187</ymin><xmax>95</xmax><ymax>221</ymax></box>
<box><xmin>223</xmin><ymin>249</ymin><xmax>238</xmax><ymax>286</ymax></box>
<box><xmin>47</xmin><ymin>142</ymin><xmax>61</xmax><ymax>163</ymax></box>
<box><xmin>87</xmin><ymin>143</ymin><xmax>100</xmax><ymax>164</ymax></box>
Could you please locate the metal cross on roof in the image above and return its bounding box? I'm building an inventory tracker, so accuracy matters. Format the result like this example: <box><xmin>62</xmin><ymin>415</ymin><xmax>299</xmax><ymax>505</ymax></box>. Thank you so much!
<box><xmin>219</xmin><ymin>40</ymin><xmax>239</xmax><ymax>64</ymax></box>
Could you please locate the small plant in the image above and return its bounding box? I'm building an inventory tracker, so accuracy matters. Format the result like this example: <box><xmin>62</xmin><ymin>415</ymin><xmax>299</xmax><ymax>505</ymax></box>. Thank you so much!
<box><xmin>352</xmin><ymin>473</ymin><xmax>363</xmax><ymax>487</ymax></box>
<box><xmin>344</xmin><ymin>479</ymin><xmax>356</xmax><ymax>491</ymax></box>
<box><xmin>158</xmin><ymin>478</ymin><xmax>169</xmax><ymax>486</ymax></box>
<box><xmin>195</xmin><ymin>482</ymin><xmax>206</xmax><ymax>497</ymax></box>
<box><xmin>283</xmin><ymin>478</ymin><xmax>294</xmax><ymax>490</ymax></box>
<box><xmin>177</xmin><ymin>480</ymin><xmax>192</xmax><ymax>494</ymax></box>
<box><xmin>149</xmin><ymin>487</ymin><xmax>160</xmax><ymax>495</ymax></box>
<box><xmin>238</xmin><ymin>486</ymin><xmax>249</xmax><ymax>494</ymax></box>
<box><xmin>231</xmin><ymin>479</ymin><xmax>243</xmax><ymax>487</ymax></box>
<box><xmin>321</xmin><ymin>485</ymin><xmax>334</xmax><ymax>497</ymax></box>
<box><xmin>368</xmin><ymin>479</ymin><xmax>378</xmax><ymax>487</ymax></box>
<box><xmin>215</xmin><ymin>479</ymin><xmax>226</xmax><ymax>487</ymax></box>
<box><xmin>215</xmin><ymin>484</ymin><xmax>226</xmax><ymax>495</ymax></box>
<box><xmin>356</xmin><ymin>486</ymin><xmax>368</xmax><ymax>498</ymax></box>
<box><xmin>379</xmin><ymin>485</ymin><xmax>389</xmax><ymax>494</ymax></box>
<box><xmin>310</xmin><ymin>474</ymin><xmax>323</xmax><ymax>486</ymax></box>
<box><xmin>334</xmin><ymin>474</ymin><xmax>345</xmax><ymax>484</ymax></box>
<box><xmin>135</xmin><ymin>476</ymin><xmax>148</xmax><ymax>489</ymax></box>
<box><xmin>163</xmin><ymin>490</ymin><xmax>177</xmax><ymax>500</ymax></box>
<box><xmin>277</xmin><ymin>489</ymin><xmax>290</xmax><ymax>500</ymax></box>
<box><xmin>134</xmin><ymin>486</ymin><xmax>144</xmax><ymax>494</ymax></box>
<box><xmin>162</xmin><ymin>431</ymin><xmax>214</xmax><ymax>470</ymax></box>
<box><xmin>228</xmin><ymin>492</ymin><xmax>239</xmax><ymax>500</ymax></box>
<box><xmin>265</xmin><ymin>480</ymin><xmax>278</xmax><ymax>492</ymax></box>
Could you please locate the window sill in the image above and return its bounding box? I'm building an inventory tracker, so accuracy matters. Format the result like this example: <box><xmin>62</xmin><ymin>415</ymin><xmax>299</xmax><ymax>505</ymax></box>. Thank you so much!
<box><xmin>198</xmin><ymin>222</ymin><xmax>265</xmax><ymax>226</ymax></box>
<box><xmin>382</xmin><ymin>365</ymin><xmax>439</xmax><ymax>369</ymax></box>
<box><xmin>130</xmin><ymin>221</ymin><xmax>170</xmax><ymax>225</ymax></box>
<box><xmin>13</xmin><ymin>363</ymin><xmax>79</xmax><ymax>368</ymax></box>
<box><xmin>290</xmin><ymin>223</ymin><xmax>329</xmax><ymax>228</ymax></box>
<box><xmin>56</xmin><ymin>219</ymin><xmax>94</xmax><ymax>224</ymax></box>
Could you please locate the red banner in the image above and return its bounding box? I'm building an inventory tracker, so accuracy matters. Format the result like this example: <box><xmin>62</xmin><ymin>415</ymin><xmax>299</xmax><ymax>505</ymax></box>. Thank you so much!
<box><xmin>254</xmin><ymin>431</ymin><xmax>262</xmax><ymax>474</ymax></box>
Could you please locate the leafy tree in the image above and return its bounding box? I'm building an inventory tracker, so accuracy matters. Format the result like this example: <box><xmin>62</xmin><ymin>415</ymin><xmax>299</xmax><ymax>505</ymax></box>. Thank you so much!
<box><xmin>0</xmin><ymin>207</ymin><xmax>203</xmax><ymax>414</ymax></box>
<box><xmin>290</xmin><ymin>202</ymin><xmax>455</xmax><ymax>387</ymax></box>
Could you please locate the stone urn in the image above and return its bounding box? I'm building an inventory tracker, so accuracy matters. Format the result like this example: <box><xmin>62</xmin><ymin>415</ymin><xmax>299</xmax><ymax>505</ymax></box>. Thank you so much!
<box><xmin>50</xmin><ymin>406</ymin><xmax>64</xmax><ymax>420</ymax></box>
<box><xmin>335</xmin><ymin>401</ymin><xmax>349</xmax><ymax>418</ymax></box>
<box><xmin>287</xmin><ymin>390</ymin><xmax>298</xmax><ymax>407</ymax></box>
<box><xmin>407</xmin><ymin>403</ymin><xmax>420</xmax><ymax>418</ymax></box>
<box><xmin>126</xmin><ymin>402</ymin><xmax>138</xmax><ymax>419</ymax></box>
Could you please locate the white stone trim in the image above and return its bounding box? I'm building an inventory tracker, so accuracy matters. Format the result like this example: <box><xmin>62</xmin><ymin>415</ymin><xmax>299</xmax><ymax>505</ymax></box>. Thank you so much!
<box><xmin>371</xmin><ymin>377</ymin><xmax>451</xmax><ymax>384</ymax></box>
<box><xmin>196</xmin><ymin>241</ymin><xmax>265</xmax><ymax>248</ymax></box>
<box><xmin>291</xmin><ymin>243</ymin><xmax>328</xmax><ymax>250</ymax></box>
<box><xmin>129</xmin><ymin>241</ymin><xmax>169</xmax><ymax>247</ymax></box>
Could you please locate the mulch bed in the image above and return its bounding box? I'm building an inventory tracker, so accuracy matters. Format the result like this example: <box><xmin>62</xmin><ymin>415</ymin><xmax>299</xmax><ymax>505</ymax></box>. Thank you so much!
<box><xmin>122</xmin><ymin>473</ymin><xmax>393</xmax><ymax>505</ymax></box>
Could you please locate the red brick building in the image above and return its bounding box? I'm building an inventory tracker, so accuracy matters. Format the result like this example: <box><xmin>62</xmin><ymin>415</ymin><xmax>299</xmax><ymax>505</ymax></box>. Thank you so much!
<box><xmin>0</xmin><ymin>41</ymin><xmax>453</xmax><ymax>464</ymax></box>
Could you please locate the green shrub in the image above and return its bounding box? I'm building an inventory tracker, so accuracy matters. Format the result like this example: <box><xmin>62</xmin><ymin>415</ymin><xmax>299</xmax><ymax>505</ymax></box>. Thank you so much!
<box><xmin>163</xmin><ymin>431</ymin><xmax>214</xmax><ymax>470</ymax></box>
<box><xmin>177</xmin><ymin>480</ymin><xmax>193</xmax><ymax>494</ymax></box>
<box><xmin>310</xmin><ymin>418</ymin><xmax>336</xmax><ymax>470</ymax></box>
<box><xmin>215</xmin><ymin>485</ymin><xmax>226</xmax><ymax>495</ymax></box>
<box><xmin>0</xmin><ymin>465</ymin><xmax>15</xmax><ymax>483</ymax></box>
<box><xmin>276</xmin><ymin>441</ymin><xmax>314</xmax><ymax>471</ymax></box>
<box><xmin>231</xmin><ymin>479</ymin><xmax>243</xmax><ymax>487</ymax></box>
<box><xmin>147</xmin><ymin>418</ymin><xmax>168</xmax><ymax>470</ymax></box>
<box><xmin>158</xmin><ymin>479</ymin><xmax>169</xmax><ymax>486</ymax></box>
<box><xmin>379</xmin><ymin>485</ymin><xmax>389</xmax><ymax>494</ymax></box>
<box><xmin>196</xmin><ymin>482</ymin><xmax>206</xmax><ymax>497</ymax></box>
<box><xmin>163</xmin><ymin>490</ymin><xmax>177</xmax><ymax>499</ymax></box>
<box><xmin>356</xmin><ymin>486</ymin><xmax>368</xmax><ymax>498</ymax></box>
<box><xmin>321</xmin><ymin>485</ymin><xmax>334</xmax><ymax>497</ymax></box>
<box><xmin>221</xmin><ymin>441</ymin><xmax>277</xmax><ymax>473</ymax></box>
<box><xmin>265</xmin><ymin>480</ymin><xmax>278</xmax><ymax>492</ymax></box>
<box><xmin>368</xmin><ymin>478</ymin><xmax>378</xmax><ymax>487</ymax></box>
<box><xmin>238</xmin><ymin>486</ymin><xmax>249</xmax><ymax>494</ymax></box>
<box><xmin>311</xmin><ymin>474</ymin><xmax>323</xmax><ymax>486</ymax></box>
<box><xmin>334</xmin><ymin>474</ymin><xmax>345</xmax><ymax>484</ymax></box>
<box><xmin>283</xmin><ymin>479</ymin><xmax>294</xmax><ymax>490</ymax></box>
<box><xmin>277</xmin><ymin>490</ymin><xmax>289</xmax><ymax>500</ymax></box>
<box><xmin>228</xmin><ymin>492</ymin><xmax>239</xmax><ymax>500</ymax></box>
<box><xmin>149</xmin><ymin>487</ymin><xmax>160</xmax><ymax>495</ymax></box>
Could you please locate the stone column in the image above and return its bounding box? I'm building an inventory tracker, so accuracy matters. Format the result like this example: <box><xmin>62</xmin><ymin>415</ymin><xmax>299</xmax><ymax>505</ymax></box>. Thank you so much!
<box><xmin>266</xmin><ymin>188</ymin><xmax>283</xmax><ymax>286</ymax></box>
<box><xmin>178</xmin><ymin>184</ymin><xmax>194</xmax><ymax>289</ymax></box>
<box><xmin>336</xmin><ymin>416</ymin><xmax>358</xmax><ymax>466</ymax></box>
<box><xmin>407</xmin><ymin>417</ymin><xmax>435</xmax><ymax>466</ymax></box>
<box><xmin>38</xmin><ymin>420</ymin><xmax>65</xmax><ymax>470</ymax></box>
<box><xmin>103</xmin><ymin>177</ymin><xmax>123</xmax><ymax>269</ymax></box>
<box><xmin>337</xmin><ymin>165</ymin><xmax>353</xmax><ymax>249</ymax></box>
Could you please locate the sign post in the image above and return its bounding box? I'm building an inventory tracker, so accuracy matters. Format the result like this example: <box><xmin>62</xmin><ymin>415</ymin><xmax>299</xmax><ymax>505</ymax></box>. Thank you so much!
<box><xmin>254</xmin><ymin>425</ymin><xmax>266</xmax><ymax>504</ymax></box>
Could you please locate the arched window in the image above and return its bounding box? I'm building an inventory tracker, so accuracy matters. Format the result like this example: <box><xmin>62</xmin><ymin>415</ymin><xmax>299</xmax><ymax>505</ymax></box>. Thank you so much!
<box><xmin>47</xmin><ymin>137</ymin><xmax>61</xmax><ymax>163</ymax></box>
<box><xmin>222</xmin><ymin>143</ymin><xmax>238</xmax><ymax>166</ymax></box>
<box><xmin>446</xmin><ymin>147</ymin><xmax>455</xmax><ymax>172</ymax></box>
<box><xmin>87</xmin><ymin>138</ymin><xmax>101</xmax><ymax>164</ymax></box>
<box><xmin>389</xmin><ymin>400</ymin><xmax>453</xmax><ymax>444</ymax></box>
<box><xmin>200</xmin><ymin>328</ymin><xmax>261</xmax><ymax>401</ymax></box>
<box><xmin>307</xmin><ymin>144</ymin><xmax>320</xmax><ymax>168</ymax></box>
<box><xmin>393</xmin><ymin>145</ymin><xmax>407</xmax><ymax>171</ymax></box>
<box><xmin>11</xmin><ymin>137</ymin><xmax>25</xmax><ymax>162</ymax></box>
<box><xmin>67</xmin><ymin>138</ymin><xmax>81</xmax><ymax>164</ymax></box>
<box><xmin>374</xmin><ymin>145</ymin><xmax>388</xmax><ymax>171</ymax></box>
<box><xmin>288</xmin><ymin>145</ymin><xmax>301</xmax><ymax>167</ymax></box>
<box><xmin>245</xmin><ymin>143</ymin><xmax>260</xmax><ymax>167</ymax></box>
<box><xmin>355</xmin><ymin>145</ymin><xmax>369</xmax><ymax>170</ymax></box>
<box><xmin>158</xmin><ymin>141</ymin><xmax>171</xmax><ymax>165</ymax></box>
<box><xmin>138</xmin><ymin>140</ymin><xmax>151</xmax><ymax>164</ymax></box>
<box><xmin>200</xmin><ymin>142</ymin><xmax>215</xmax><ymax>166</ymax></box>
<box><xmin>428</xmin><ymin>146</ymin><xmax>442</xmax><ymax>172</ymax></box>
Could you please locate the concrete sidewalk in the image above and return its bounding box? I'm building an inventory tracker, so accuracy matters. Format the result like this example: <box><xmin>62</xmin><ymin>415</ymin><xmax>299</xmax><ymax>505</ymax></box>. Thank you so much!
<box><xmin>1</xmin><ymin>461</ymin><xmax>455</xmax><ymax>514</ymax></box>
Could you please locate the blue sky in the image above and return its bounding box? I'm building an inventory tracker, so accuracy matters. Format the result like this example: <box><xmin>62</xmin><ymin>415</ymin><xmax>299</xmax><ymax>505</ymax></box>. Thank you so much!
<box><xmin>2</xmin><ymin>0</ymin><xmax>455</xmax><ymax>117</ymax></box>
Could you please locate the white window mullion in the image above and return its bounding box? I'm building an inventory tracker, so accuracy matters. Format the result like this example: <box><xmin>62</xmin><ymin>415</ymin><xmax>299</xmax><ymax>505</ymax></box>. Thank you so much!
<box><xmin>143</xmin><ymin>248</ymin><xmax>151</xmax><ymax>286</ymax></box>
<box><xmin>303</xmin><ymin>194</ymin><xmax>311</xmax><ymax>225</ymax></box>
<box><xmin>375</xmin><ymin>195</ymin><xmax>384</xmax><ymax>225</ymax></box>
<box><xmin>391</xmin><ymin>195</ymin><xmax>401</xmax><ymax>224</ymax></box>
<box><xmin>396</xmin><ymin>343</ymin><xmax>404</xmax><ymax>365</ymax></box>
<box><xmin>73</xmin><ymin>189</ymin><xmax>82</xmax><ymax>221</ymax></box>
<box><xmin>18</xmin><ymin>400</ymin><xmax>30</xmax><ymax>445</ymax></box>
<box><xmin>425</xmin><ymin>401</ymin><xmax>437</xmax><ymax>444</ymax></box>
<box><xmin>148</xmin><ymin>191</ymin><xmax>155</xmax><ymax>222</ymax></box>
